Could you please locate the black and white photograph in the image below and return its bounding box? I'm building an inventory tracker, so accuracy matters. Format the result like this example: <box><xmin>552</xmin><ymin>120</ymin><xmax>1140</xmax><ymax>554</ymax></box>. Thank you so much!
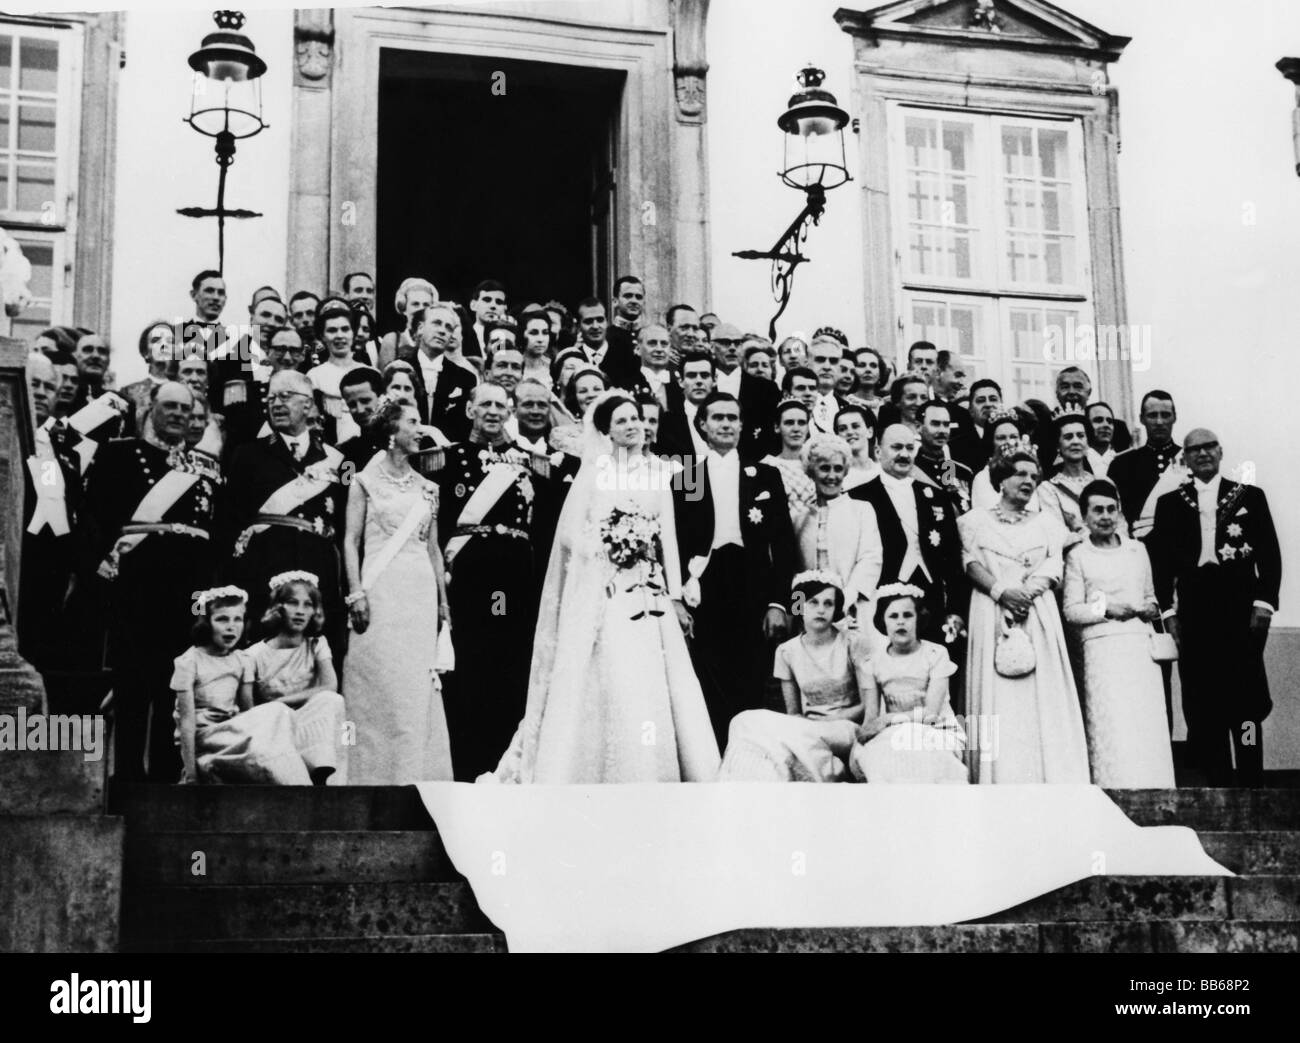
<box><xmin>0</xmin><ymin>0</ymin><xmax>1298</xmax><ymax>986</ymax></box>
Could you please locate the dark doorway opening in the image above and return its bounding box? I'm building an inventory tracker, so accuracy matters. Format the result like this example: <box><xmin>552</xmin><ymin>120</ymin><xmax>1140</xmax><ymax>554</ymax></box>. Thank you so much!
<box><xmin>377</xmin><ymin>50</ymin><xmax>623</xmax><ymax>333</ymax></box>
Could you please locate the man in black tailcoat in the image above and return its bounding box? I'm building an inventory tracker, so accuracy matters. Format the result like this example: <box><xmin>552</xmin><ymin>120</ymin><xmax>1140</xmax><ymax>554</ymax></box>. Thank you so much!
<box><xmin>222</xmin><ymin>370</ymin><xmax>347</xmax><ymax>657</ymax></box>
<box><xmin>1148</xmin><ymin>429</ymin><xmax>1281</xmax><ymax>786</ymax></box>
<box><xmin>673</xmin><ymin>391</ymin><xmax>797</xmax><ymax>749</ymax></box>
<box><xmin>435</xmin><ymin>382</ymin><xmax>547</xmax><ymax>780</ymax></box>
<box><xmin>849</xmin><ymin>423</ymin><xmax>968</xmax><ymax>712</ymax></box>
<box><xmin>397</xmin><ymin>301</ymin><xmax>477</xmax><ymax>441</ymax></box>
<box><xmin>79</xmin><ymin>382</ymin><xmax>220</xmax><ymax>781</ymax></box>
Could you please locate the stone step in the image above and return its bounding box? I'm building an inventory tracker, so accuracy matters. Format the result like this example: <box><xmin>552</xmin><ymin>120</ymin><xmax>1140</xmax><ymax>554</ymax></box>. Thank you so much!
<box><xmin>1199</xmin><ymin>832</ymin><xmax>1300</xmax><ymax>875</ymax></box>
<box><xmin>124</xmin><ymin>933</ymin><xmax>507</xmax><ymax>954</ymax></box>
<box><xmin>676</xmin><ymin>920</ymin><xmax>1300</xmax><ymax>953</ymax></box>
<box><xmin>111</xmin><ymin>784</ymin><xmax>1300</xmax><ymax>835</ymax></box>
<box><xmin>1107</xmin><ymin>789</ymin><xmax>1300</xmax><ymax>831</ymax></box>
<box><xmin>109</xmin><ymin>783</ymin><xmax>432</xmax><ymax>833</ymax></box>
<box><xmin>124</xmin><ymin>831</ymin><xmax>460</xmax><ymax>885</ymax></box>
<box><xmin>120</xmin><ymin>881</ymin><xmax>494</xmax><ymax>941</ymax></box>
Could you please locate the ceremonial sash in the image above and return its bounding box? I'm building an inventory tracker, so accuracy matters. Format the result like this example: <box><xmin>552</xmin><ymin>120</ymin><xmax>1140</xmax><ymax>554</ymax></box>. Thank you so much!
<box><xmin>97</xmin><ymin>468</ymin><xmax>203</xmax><ymax>578</ymax></box>
<box><xmin>444</xmin><ymin>463</ymin><xmax>520</xmax><ymax>566</ymax></box>
<box><xmin>361</xmin><ymin>496</ymin><xmax>430</xmax><ymax>591</ymax></box>
<box><xmin>26</xmin><ymin>435</ymin><xmax>69</xmax><ymax>536</ymax></box>
<box><xmin>259</xmin><ymin>449</ymin><xmax>342</xmax><ymax>516</ymax></box>
<box><xmin>236</xmin><ymin>447</ymin><xmax>343</xmax><ymax>552</ymax></box>
<box><xmin>67</xmin><ymin>393</ymin><xmax>128</xmax><ymax>473</ymax></box>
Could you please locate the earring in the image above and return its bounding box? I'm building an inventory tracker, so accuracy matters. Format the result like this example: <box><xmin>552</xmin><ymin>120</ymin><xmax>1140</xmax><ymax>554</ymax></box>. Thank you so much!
<box><xmin>388</xmin><ymin>434</ymin><xmax>397</xmax><ymax>450</ymax></box>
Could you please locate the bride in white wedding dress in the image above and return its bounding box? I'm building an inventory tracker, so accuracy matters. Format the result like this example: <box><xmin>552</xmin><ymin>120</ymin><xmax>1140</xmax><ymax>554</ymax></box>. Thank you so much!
<box><xmin>483</xmin><ymin>391</ymin><xmax>720</xmax><ymax>783</ymax></box>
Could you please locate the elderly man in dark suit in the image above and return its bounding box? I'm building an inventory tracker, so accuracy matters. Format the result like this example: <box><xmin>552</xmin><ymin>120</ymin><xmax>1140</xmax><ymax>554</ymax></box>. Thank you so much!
<box><xmin>397</xmin><ymin>301</ymin><xmax>477</xmax><ymax>442</ymax></box>
<box><xmin>1148</xmin><ymin>429</ymin><xmax>1282</xmax><ymax>786</ymax></box>
<box><xmin>673</xmin><ymin>391</ymin><xmax>797</xmax><ymax>748</ymax></box>
<box><xmin>708</xmin><ymin>321</ymin><xmax>780</xmax><ymax>462</ymax></box>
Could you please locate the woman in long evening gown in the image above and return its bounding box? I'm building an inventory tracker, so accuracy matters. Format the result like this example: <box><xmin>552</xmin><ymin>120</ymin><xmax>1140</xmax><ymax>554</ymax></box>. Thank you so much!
<box><xmin>342</xmin><ymin>400</ymin><xmax>453</xmax><ymax>784</ymax></box>
<box><xmin>1062</xmin><ymin>480</ymin><xmax>1175</xmax><ymax>788</ymax></box>
<box><xmin>958</xmin><ymin>451</ymin><xmax>1090</xmax><ymax>784</ymax></box>
<box><xmin>486</xmin><ymin>391</ymin><xmax>720</xmax><ymax>783</ymax></box>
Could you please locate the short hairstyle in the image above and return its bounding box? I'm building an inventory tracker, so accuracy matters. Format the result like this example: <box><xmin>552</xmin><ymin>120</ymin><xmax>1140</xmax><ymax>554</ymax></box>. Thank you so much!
<box><xmin>472</xmin><ymin>279</ymin><xmax>506</xmax><ymax>299</ymax></box>
<box><xmin>190</xmin><ymin>593</ymin><xmax>247</xmax><ymax>646</ymax></box>
<box><xmin>393</xmin><ymin>277</ymin><xmax>437</xmax><ymax>315</ymax></box>
<box><xmin>936</xmin><ymin>349</ymin><xmax>958</xmax><ymax>372</ymax></box>
<box><xmin>968</xmin><ymin>378</ymin><xmax>1002</xmax><ymax>402</ymax></box>
<box><xmin>339</xmin><ymin>366</ymin><xmax>383</xmax><ymax>397</ymax></box>
<box><xmin>696</xmin><ymin>390</ymin><xmax>741</xmax><ymax>427</ymax></box>
<box><xmin>872</xmin><ymin>590</ymin><xmax>931</xmax><ymax>638</ymax></box>
<box><xmin>890</xmin><ymin>373</ymin><xmax>929</xmax><ymax>404</ymax></box>
<box><xmin>918</xmin><ymin>399</ymin><xmax>952</xmax><ymax>424</ymax></box>
<box><xmin>988</xmin><ymin>449</ymin><xmax>1041</xmax><ymax>490</ymax></box>
<box><xmin>613</xmin><ymin>274</ymin><xmax>643</xmax><ymax>297</ymax></box>
<box><xmin>137</xmin><ymin>320</ymin><xmax>174</xmax><ymax>360</ymax></box>
<box><xmin>793</xmin><ymin>577</ymin><xmax>846</xmax><ymax>624</ymax></box>
<box><xmin>1139</xmin><ymin>389</ymin><xmax>1176</xmax><ymax>413</ymax></box>
<box><xmin>260</xmin><ymin>578</ymin><xmax>326</xmax><ymax>638</ymax></box>
<box><xmin>802</xmin><ymin>433</ymin><xmax>852</xmax><ymax>472</ymax></box>
<box><xmin>775</xmin><ymin>398</ymin><xmax>812</xmax><ymax>423</ymax></box>
<box><xmin>563</xmin><ymin>366</ymin><xmax>606</xmax><ymax>416</ymax></box>
<box><xmin>314</xmin><ymin>296</ymin><xmax>359</xmax><ymax>340</ymax></box>
<box><xmin>575</xmin><ymin>296</ymin><xmax>605</xmax><ymax>316</ymax></box>
<box><xmin>1079</xmin><ymin>478</ymin><xmax>1121</xmax><ymax>515</ymax></box>
<box><xmin>36</xmin><ymin>326</ymin><xmax>79</xmax><ymax>355</ymax></box>
<box><xmin>781</xmin><ymin>365</ymin><xmax>817</xmax><ymax>391</ymax></box>
<box><xmin>514</xmin><ymin>376</ymin><xmax>550</xmax><ymax>398</ymax></box>
<box><xmin>833</xmin><ymin>404</ymin><xmax>876</xmax><ymax>433</ymax></box>
<box><xmin>665</xmin><ymin>303</ymin><xmax>697</xmax><ymax>328</ymax></box>
<box><xmin>341</xmin><ymin>271</ymin><xmax>373</xmax><ymax>293</ymax></box>
<box><xmin>1057</xmin><ymin>365</ymin><xmax>1091</xmax><ymax>384</ymax></box>
<box><xmin>550</xmin><ymin>348</ymin><xmax>588</xmax><ymax>392</ymax></box>
<box><xmin>191</xmin><ymin>269</ymin><xmax>223</xmax><ymax>291</ymax></box>
<box><xmin>288</xmin><ymin>289</ymin><xmax>320</xmax><ymax>308</ymax></box>
<box><xmin>1086</xmin><ymin>401</ymin><xmax>1115</xmax><ymax>419</ymax></box>
<box><xmin>382</xmin><ymin>359</ymin><xmax>416</xmax><ymax>390</ymax></box>
<box><xmin>1051</xmin><ymin>410</ymin><xmax>1089</xmax><ymax>445</ymax></box>
<box><xmin>744</xmin><ymin>344</ymin><xmax>775</xmax><ymax>364</ymax></box>
<box><xmin>981</xmin><ymin>412</ymin><xmax>1026</xmax><ymax>458</ymax></box>
<box><xmin>592</xmin><ymin>392</ymin><xmax>640</xmax><ymax>434</ymax></box>
<box><xmin>907</xmin><ymin>340</ymin><xmax>937</xmax><ymax>363</ymax></box>
<box><xmin>680</xmin><ymin>351</ymin><xmax>716</xmax><ymax>375</ymax></box>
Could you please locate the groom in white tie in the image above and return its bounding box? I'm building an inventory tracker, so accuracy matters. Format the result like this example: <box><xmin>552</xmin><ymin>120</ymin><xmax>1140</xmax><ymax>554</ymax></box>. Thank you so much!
<box><xmin>674</xmin><ymin>392</ymin><xmax>798</xmax><ymax>748</ymax></box>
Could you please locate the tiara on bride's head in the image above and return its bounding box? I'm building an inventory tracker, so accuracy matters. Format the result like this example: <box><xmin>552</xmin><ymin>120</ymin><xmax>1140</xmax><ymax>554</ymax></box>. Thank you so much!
<box><xmin>792</xmin><ymin>568</ymin><xmax>844</xmax><ymax>592</ymax></box>
<box><xmin>874</xmin><ymin>581</ymin><xmax>926</xmax><ymax>601</ymax></box>
<box><xmin>268</xmin><ymin>570</ymin><xmax>319</xmax><ymax>593</ymax></box>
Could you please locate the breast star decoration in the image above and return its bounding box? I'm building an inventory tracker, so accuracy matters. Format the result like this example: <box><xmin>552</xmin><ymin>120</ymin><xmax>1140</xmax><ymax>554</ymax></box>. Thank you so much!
<box><xmin>928</xmin><ymin>529</ymin><xmax>942</xmax><ymax>546</ymax></box>
<box><xmin>748</xmin><ymin>507</ymin><xmax>763</xmax><ymax>525</ymax></box>
<box><xmin>1227</xmin><ymin>522</ymin><xmax>1242</xmax><ymax>538</ymax></box>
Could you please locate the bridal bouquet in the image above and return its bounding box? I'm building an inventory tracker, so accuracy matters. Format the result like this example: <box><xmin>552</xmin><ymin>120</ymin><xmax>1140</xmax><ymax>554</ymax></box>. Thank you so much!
<box><xmin>600</xmin><ymin>506</ymin><xmax>666</xmax><ymax>619</ymax></box>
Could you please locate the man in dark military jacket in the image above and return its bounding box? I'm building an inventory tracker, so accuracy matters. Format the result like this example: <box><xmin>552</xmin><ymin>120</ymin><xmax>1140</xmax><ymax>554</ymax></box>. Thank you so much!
<box><xmin>436</xmin><ymin>382</ymin><xmax>547</xmax><ymax>780</ymax></box>
<box><xmin>222</xmin><ymin>369</ymin><xmax>347</xmax><ymax>657</ymax></box>
<box><xmin>79</xmin><ymin>381</ymin><xmax>220</xmax><ymax>781</ymax></box>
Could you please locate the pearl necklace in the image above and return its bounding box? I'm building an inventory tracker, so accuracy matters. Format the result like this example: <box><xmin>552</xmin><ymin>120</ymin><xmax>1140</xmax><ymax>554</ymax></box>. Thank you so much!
<box><xmin>994</xmin><ymin>503</ymin><xmax>1030</xmax><ymax>525</ymax></box>
<box><xmin>378</xmin><ymin>460</ymin><xmax>417</xmax><ymax>489</ymax></box>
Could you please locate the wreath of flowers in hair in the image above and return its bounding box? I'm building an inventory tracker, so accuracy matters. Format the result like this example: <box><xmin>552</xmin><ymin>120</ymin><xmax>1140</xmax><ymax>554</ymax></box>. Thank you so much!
<box><xmin>874</xmin><ymin>582</ymin><xmax>927</xmax><ymax>602</ymax></box>
<box><xmin>193</xmin><ymin>585</ymin><xmax>248</xmax><ymax>614</ymax></box>
<box><xmin>268</xmin><ymin>570</ymin><xmax>319</xmax><ymax>593</ymax></box>
<box><xmin>791</xmin><ymin>568</ymin><xmax>844</xmax><ymax>592</ymax></box>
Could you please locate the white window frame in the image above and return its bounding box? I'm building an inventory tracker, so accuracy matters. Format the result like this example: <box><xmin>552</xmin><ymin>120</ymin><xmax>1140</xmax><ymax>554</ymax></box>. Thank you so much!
<box><xmin>0</xmin><ymin>19</ymin><xmax>82</xmax><ymax>331</ymax></box>
<box><xmin>890</xmin><ymin>101</ymin><xmax>1094</xmax><ymax>397</ymax></box>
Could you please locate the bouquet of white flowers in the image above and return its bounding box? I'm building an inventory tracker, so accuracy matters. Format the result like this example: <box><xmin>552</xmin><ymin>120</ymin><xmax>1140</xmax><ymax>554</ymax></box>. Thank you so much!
<box><xmin>599</xmin><ymin>506</ymin><xmax>666</xmax><ymax>619</ymax></box>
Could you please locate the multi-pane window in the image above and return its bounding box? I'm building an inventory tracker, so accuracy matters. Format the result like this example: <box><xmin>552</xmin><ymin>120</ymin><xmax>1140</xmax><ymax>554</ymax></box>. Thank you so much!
<box><xmin>892</xmin><ymin>105</ymin><xmax>1092</xmax><ymax>399</ymax></box>
<box><xmin>0</xmin><ymin>22</ymin><xmax>80</xmax><ymax>338</ymax></box>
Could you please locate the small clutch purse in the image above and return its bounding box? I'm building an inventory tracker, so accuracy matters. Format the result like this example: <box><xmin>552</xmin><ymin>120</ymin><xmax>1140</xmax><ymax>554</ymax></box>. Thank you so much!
<box><xmin>994</xmin><ymin>614</ymin><xmax>1037</xmax><ymax>678</ymax></box>
<box><xmin>1148</xmin><ymin>615</ymin><xmax>1179</xmax><ymax>663</ymax></box>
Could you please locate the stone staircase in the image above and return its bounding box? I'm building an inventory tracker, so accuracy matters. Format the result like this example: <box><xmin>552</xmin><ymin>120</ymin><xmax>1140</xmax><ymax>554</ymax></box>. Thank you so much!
<box><xmin>110</xmin><ymin>784</ymin><xmax>1300</xmax><ymax>953</ymax></box>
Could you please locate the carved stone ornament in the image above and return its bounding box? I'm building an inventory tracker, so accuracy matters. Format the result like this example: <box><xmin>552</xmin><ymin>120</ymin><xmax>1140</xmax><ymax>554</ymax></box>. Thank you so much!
<box><xmin>675</xmin><ymin>73</ymin><xmax>706</xmax><ymax>120</ymax></box>
<box><xmin>969</xmin><ymin>0</ymin><xmax>1004</xmax><ymax>33</ymax></box>
<box><xmin>296</xmin><ymin>36</ymin><xmax>332</xmax><ymax>82</ymax></box>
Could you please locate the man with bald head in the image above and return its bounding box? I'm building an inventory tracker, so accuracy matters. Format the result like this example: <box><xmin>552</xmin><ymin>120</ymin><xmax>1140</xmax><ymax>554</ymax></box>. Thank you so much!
<box><xmin>434</xmin><ymin>381</ymin><xmax>549</xmax><ymax>779</ymax></box>
<box><xmin>223</xmin><ymin>368</ymin><xmax>347</xmax><ymax>656</ymax></box>
<box><xmin>1148</xmin><ymin>429</ymin><xmax>1281</xmax><ymax>786</ymax></box>
<box><xmin>849</xmin><ymin>424</ymin><xmax>967</xmax><ymax>703</ymax></box>
<box><xmin>78</xmin><ymin>380</ymin><xmax>222</xmax><ymax>778</ymax></box>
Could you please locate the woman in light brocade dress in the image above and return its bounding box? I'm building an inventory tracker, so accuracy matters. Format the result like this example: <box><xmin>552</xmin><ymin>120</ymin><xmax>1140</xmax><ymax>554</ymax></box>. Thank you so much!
<box><xmin>342</xmin><ymin>398</ymin><xmax>453</xmax><ymax>784</ymax></box>
<box><xmin>958</xmin><ymin>451</ymin><xmax>1089</xmax><ymax>784</ymax></box>
<box><xmin>1062</xmin><ymin>481</ymin><xmax>1174</xmax><ymax>788</ymax></box>
<box><xmin>761</xmin><ymin>399</ymin><xmax>818</xmax><ymax>529</ymax></box>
